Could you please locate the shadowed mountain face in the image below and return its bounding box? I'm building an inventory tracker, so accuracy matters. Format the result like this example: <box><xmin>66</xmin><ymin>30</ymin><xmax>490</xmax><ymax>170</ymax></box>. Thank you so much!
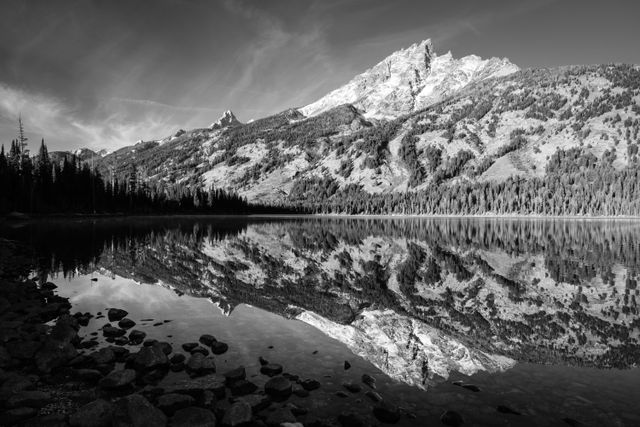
<box><xmin>3</xmin><ymin>217</ymin><xmax>640</xmax><ymax>389</ymax></box>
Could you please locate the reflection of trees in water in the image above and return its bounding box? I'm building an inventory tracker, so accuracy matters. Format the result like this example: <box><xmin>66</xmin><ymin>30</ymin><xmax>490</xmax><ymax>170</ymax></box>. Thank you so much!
<box><xmin>2</xmin><ymin>217</ymin><xmax>640</xmax><ymax>368</ymax></box>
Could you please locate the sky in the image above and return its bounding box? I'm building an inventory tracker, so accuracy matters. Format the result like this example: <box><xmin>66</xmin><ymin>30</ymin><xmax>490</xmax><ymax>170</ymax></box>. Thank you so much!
<box><xmin>1</xmin><ymin>0</ymin><xmax>639</xmax><ymax>153</ymax></box>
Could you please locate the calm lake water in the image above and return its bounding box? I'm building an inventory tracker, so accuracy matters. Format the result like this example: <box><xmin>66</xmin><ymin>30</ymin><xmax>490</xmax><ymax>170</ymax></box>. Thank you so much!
<box><xmin>2</xmin><ymin>216</ymin><xmax>640</xmax><ymax>426</ymax></box>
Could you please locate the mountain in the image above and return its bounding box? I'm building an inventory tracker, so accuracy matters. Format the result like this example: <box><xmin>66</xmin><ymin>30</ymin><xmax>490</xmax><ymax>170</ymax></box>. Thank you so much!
<box><xmin>299</xmin><ymin>39</ymin><xmax>519</xmax><ymax>119</ymax></box>
<box><xmin>84</xmin><ymin>38</ymin><xmax>640</xmax><ymax>214</ymax></box>
<box><xmin>210</xmin><ymin>110</ymin><xmax>241</xmax><ymax>129</ymax></box>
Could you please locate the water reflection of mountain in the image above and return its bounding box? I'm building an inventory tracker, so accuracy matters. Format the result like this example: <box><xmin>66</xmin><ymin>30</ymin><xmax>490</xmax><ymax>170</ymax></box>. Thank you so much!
<box><xmin>3</xmin><ymin>217</ymin><xmax>640</xmax><ymax>387</ymax></box>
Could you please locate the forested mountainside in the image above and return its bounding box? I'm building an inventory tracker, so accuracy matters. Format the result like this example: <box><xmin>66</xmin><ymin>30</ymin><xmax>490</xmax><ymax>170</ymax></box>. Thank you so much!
<box><xmin>13</xmin><ymin>218</ymin><xmax>640</xmax><ymax>388</ymax></box>
<box><xmin>60</xmin><ymin>39</ymin><xmax>640</xmax><ymax>215</ymax></box>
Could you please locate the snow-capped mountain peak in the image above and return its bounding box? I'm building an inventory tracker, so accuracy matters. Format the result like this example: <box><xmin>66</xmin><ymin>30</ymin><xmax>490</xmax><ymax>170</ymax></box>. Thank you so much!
<box><xmin>210</xmin><ymin>110</ymin><xmax>241</xmax><ymax>129</ymax></box>
<box><xmin>300</xmin><ymin>38</ymin><xmax>519</xmax><ymax>119</ymax></box>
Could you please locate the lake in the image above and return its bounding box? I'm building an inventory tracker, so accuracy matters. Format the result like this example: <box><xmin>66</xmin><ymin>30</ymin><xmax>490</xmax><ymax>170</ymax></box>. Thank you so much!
<box><xmin>2</xmin><ymin>216</ymin><xmax>639</xmax><ymax>426</ymax></box>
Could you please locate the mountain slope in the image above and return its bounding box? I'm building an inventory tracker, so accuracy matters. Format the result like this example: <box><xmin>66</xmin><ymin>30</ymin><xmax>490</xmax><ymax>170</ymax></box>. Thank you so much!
<box><xmin>82</xmin><ymin>40</ymin><xmax>640</xmax><ymax>213</ymax></box>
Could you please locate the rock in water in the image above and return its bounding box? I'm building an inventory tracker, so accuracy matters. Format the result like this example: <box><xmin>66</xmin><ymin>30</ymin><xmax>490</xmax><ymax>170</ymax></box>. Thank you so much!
<box><xmin>441</xmin><ymin>410</ymin><xmax>464</xmax><ymax>427</ymax></box>
<box><xmin>132</xmin><ymin>343</ymin><xmax>169</xmax><ymax>370</ymax></box>
<box><xmin>69</xmin><ymin>399</ymin><xmax>114</xmax><ymax>427</ymax></box>
<box><xmin>171</xmin><ymin>407</ymin><xmax>217</xmax><ymax>427</ymax></box>
<box><xmin>373</xmin><ymin>402</ymin><xmax>401</xmax><ymax>424</ymax></box>
<box><xmin>265</xmin><ymin>376</ymin><xmax>292</xmax><ymax>398</ymax></box>
<box><xmin>99</xmin><ymin>369</ymin><xmax>136</xmax><ymax>389</ymax></box>
<box><xmin>112</xmin><ymin>394</ymin><xmax>167</xmax><ymax>427</ymax></box>
<box><xmin>222</xmin><ymin>400</ymin><xmax>252</xmax><ymax>426</ymax></box>
<box><xmin>108</xmin><ymin>308</ymin><xmax>128</xmax><ymax>322</ymax></box>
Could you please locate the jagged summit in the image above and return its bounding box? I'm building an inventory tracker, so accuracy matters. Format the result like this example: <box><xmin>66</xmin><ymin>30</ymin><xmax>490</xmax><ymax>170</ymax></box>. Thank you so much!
<box><xmin>210</xmin><ymin>110</ymin><xmax>241</xmax><ymax>129</ymax></box>
<box><xmin>300</xmin><ymin>38</ymin><xmax>518</xmax><ymax>119</ymax></box>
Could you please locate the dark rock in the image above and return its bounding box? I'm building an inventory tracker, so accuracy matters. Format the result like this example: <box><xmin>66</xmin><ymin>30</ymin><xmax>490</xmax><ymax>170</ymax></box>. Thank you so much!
<box><xmin>35</xmin><ymin>339</ymin><xmax>77</xmax><ymax>373</ymax></box>
<box><xmin>264</xmin><ymin>376</ymin><xmax>292</xmax><ymax>398</ymax></box>
<box><xmin>170</xmin><ymin>354</ymin><xmax>186</xmax><ymax>364</ymax></box>
<box><xmin>300</xmin><ymin>379</ymin><xmax>320</xmax><ymax>391</ymax></box>
<box><xmin>362</xmin><ymin>373</ymin><xmax>376</xmax><ymax>389</ymax></box>
<box><xmin>199</xmin><ymin>334</ymin><xmax>216</xmax><ymax>346</ymax></box>
<box><xmin>190</xmin><ymin>345</ymin><xmax>209</xmax><ymax>356</ymax></box>
<box><xmin>162</xmin><ymin>374</ymin><xmax>226</xmax><ymax>399</ymax></box>
<box><xmin>292</xmin><ymin>385</ymin><xmax>310</xmax><ymax>397</ymax></box>
<box><xmin>156</xmin><ymin>393</ymin><xmax>195</xmax><ymax>416</ymax></box>
<box><xmin>440</xmin><ymin>410</ymin><xmax>464</xmax><ymax>427</ymax></box>
<box><xmin>258</xmin><ymin>356</ymin><xmax>268</xmax><ymax>366</ymax></box>
<box><xmin>342</xmin><ymin>382</ymin><xmax>362</xmax><ymax>393</ymax></box>
<box><xmin>365</xmin><ymin>390</ymin><xmax>383</xmax><ymax>403</ymax></box>
<box><xmin>265</xmin><ymin>407</ymin><xmax>296</xmax><ymax>426</ymax></box>
<box><xmin>222</xmin><ymin>400</ymin><xmax>252</xmax><ymax>427</ymax></box>
<box><xmin>344</xmin><ymin>360</ymin><xmax>351</xmax><ymax>370</ymax></box>
<box><xmin>99</xmin><ymin>369</ymin><xmax>137</xmax><ymax>389</ymax></box>
<box><xmin>286</xmin><ymin>402</ymin><xmax>307</xmax><ymax>416</ymax></box>
<box><xmin>133</xmin><ymin>343</ymin><xmax>169</xmax><ymax>371</ymax></box>
<box><xmin>7</xmin><ymin>390</ymin><xmax>52</xmax><ymax>408</ymax></box>
<box><xmin>282</xmin><ymin>373</ymin><xmax>299</xmax><ymax>382</ymax></box>
<box><xmin>238</xmin><ymin>394</ymin><xmax>271</xmax><ymax>412</ymax></box>
<box><xmin>497</xmin><ymin>405</ymin><xmax>521</xmax><ymax>415</ymax></box>
<box><xmin>42</xmin><ymin>282</ymin><xmax>57</xmax><ymax>290</ymax></box>
<box><xmin>373</xmin><ymin>402</ymin><xmax>401</xmax><ymax>424</ymax></box>
<box><xmin>109</xmin><ymin>346</ymin><xmax>130</xmax><ymax>362</ymax></box>
<box><xmin>76</xmin><ymin>368</ymin><xmax>102</xmax><ymax>383</ymax></box>
<box><xmin>335</xmin><ymin>391</ymin><xmax>349</xmax><ymax>398</ymax></box>
<box><xmin>103</xmin><ymin>326</ymin><xmax>127</xmax><ymax>338</ymax></box>
<box><xmin>210</xmin><ymin>341</ymin><xmax>228</xmax><ymax>355</ymax></box>
<box><xmin>118</xmin><ymin>318</ymin><xmax>136</xmax><ymax>329</ymax></box>
<box><xmin>69</xmin><ymin>399</ymin><xmax>114</xmax><ymax>427</ymax></box>
<box><xmin>224</xmin><ymin>366</ymin><xmax>246</xmax><ymax>383</ymax></box>
<box><xmin>114</xmin><ymin>336</ymin><xmax>129</xmax><ymax>345</ymax></box>
<box><xmin>141</xmin><ymin>368</ymin><xmax>169</xmax><ymax>385</ymax></box>
<box><xmin>181</xmin><ymin>342</ymin><xmax>198</xmax><ymax>352</ymax></box>
<box><xmin>338</xmin><ymin>412</ymin><xmax>367</xmax><ymax>427</ymax></box>
<box><xmin>260</xmin><ymin>363</ymin><xmax>283</xmax><ymax>377</ymax></box>
<box><xmin>129</xmin><ymin>330</ymin><xmax>146</xmax><ymax>345</ymax></box>
<box><xmin>0</xmin><ymin>407</ymin><xmax>38</xmax><ymax>425</ymax></box>
<box><xmin>461</xmin><ymin>384</ymin><xmax>480</xmax><ymax>392</ymax></box>
<box><xmin>80</xmin><ymin>340</ymin><xmax>100</xmax><ymax>349</ymax></box>
<box><xmin>91</xmin><ymin>348</ymin><xmax>116</xmax><ymax>365</ymax></box>
<box><xmin>171</xmin><ymin>407</ymin><xmax>217</xmax><ymax>427</ymax></box>
<box><xmin>157</xmin><ymin>342</ymin><xmax>172</xmax><ymax>355</ymax></box>
<box><xmin>112</xmin><ymin>394</ymin><xmax>167</xmax><ymax>427</ymax></box>
<box><xmin>229</xmin><ymin>379</ymin><xmax>257</xmax><ymax>396</ymax></box>
<box><xmin>144</xmin><ymin>339</ymin><xmax>158</xmax><ymax>347</ymax></box>
<box><xmin>170</xmin><ymin>363</ymin><xmax>185</xmax><ymax>372</ymax></box>
<box><xmin>108</xmin><ymin>309</ymin><xmax>128</xmax><ymax>322</ymax></box>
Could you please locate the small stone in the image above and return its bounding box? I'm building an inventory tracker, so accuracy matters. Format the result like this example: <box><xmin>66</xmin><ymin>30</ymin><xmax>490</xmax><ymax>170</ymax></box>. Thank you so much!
<box><xmin>210</xmin><ymin>341</ymin><xmax>228</xmax><ymax>355</ymax></box>
<box><xmin>335</xmin><ymin>391</ymin><xmax>349</xmax><ymax>398</ymax></box>
<box><xmin>365</xmin><ymin>390</ymin><xmax>383</xmax><ymax>403</ymax></box>
<box><xmin>114</xmin><ymin>336</ymin><xmax>129</xmax><ymax>346</ymax></box>
<box><xmin>7</xmin><ymin>390</ymin><xmax>52</xmax><ymax>408</ymax></box>
<box><xmin>292</xmin><ymin>385</ymin><xmax>309</xmax><ymax>398</ymax></box>
<box><xmin>129</xmin><ymin>330</ymin><xmax>146</xmax><ymax>345</ymax></box>
<box><xmin>157</xmin><ymin>342</ymin><xmax>172</xmax><ymax>355</ymax></box>
<box><xmin>157</xmin><ymin>393</ymin><xmax>195</xmax><ymax>416</ymax></box>
<box><xmin>92</xmin><ymin>348</ymin><xmax>116</xmax><ymax>365</ymax></box>
<box><xmin>118</xmin><ymin>318</ymin><xmax>136</xmax><ymax>329</ymax></box>
<box><xmin>266</xmin><ymin>407</ymin><xmax>296</xmax><ymax>426</ymax></box>
<box><xmin>190</xmin><ymin>345</ymin><xmax>209</xmax><ymax>356</ymax></box>
<box><xmin>112</xmin><ymin>394</ymin><xmax>167</xmax><ymax>427</ymax></box>
<box><xmin>461</xmin><ymin>384</ymin><xmax>480</xmax><ymax>392</ymax></box>
<box><xmin>76</xmin><ymin>368</ymin><xmax>103</xmax><ymax>383</ymax></box>
<box><xmin>199</xmin><ymin>334</ymin><xmax>216</xmax><ymax>346</ymax></box>
<box><xmin>342</xmin><ymin>382</ymin><xmax>362</xmax><ymax>393</ymax></box>
<box><xmin>133</xmin><ymin>343</ymin><xmax>169</xmax><ymax>370</ymax></box>
<box><xmin>264</xmin><ymin>376</ymin><xmax>292</xmax><ymax>398</ymax></box>
<box><xmin>170</xmin><ymin>354</ymin><xmax>186</xmax><ymax>364</ymax></box>
<box><xmin>103</xmin><ymin>326</ymin><xmax>127</xmax><ymax>338</ymax></box>
<box><xmin>186</xmin><ymin>353</ymin><xmax>216</xmax><ymax>377</ymax></box>
<box><xmin>107</xmin><ymin>308</ymin><xmax>128</xmax><ymax>322</ymax></box>
<box><xmin>300</xmin><ymin>379</ymin><xmax>320</xmax><ymax>391</ymax></box>
<box><xmin>497</xmin><ymin>405</ymin><xmax>521</xmax><ymax>415</ymax></box>
<box><xmin>441</xmin><ymin>410</ymin><xmax>464</xmax><ymax>427</ymax></box>
<box><xmin>344</xmin><ymin>360</ymin><xmax>351</xmax><ymax>370</ymax></box>
<box><xmin>373</xmin><ymin>402</ymin><xmax>401</xmax><ymax>424</ymax></box>
<box><xmin>69</xmin><ymin>399</ymin><xmax>114</xmax><ymax>427</ymax></box>
<box><xmin>222</xmin><ymin>400</ymin><xmax>252</xmax><ymax>426</ymax></box>
<box><xmin>171</xmin><ymin>407</ymin><xmax>217</xmax><ymax>427</ymax></box>
<box><xmin>144</xmin><ymin>339</ymin><xmax>158</xmax><ymax>347</ymax></box>
<box><xmin>338</xmin><ymin>412</ymin><xmax>367</xmax><ymax>427</ymax></box>
<box><xmin>239</xmin><ymin>394</ymin><xmax>271</xmax><ymax>412</ymax></box>
<box><xmin>99</xmin><ymin>369</ymin><xmax>136</xmax><ymax>389</ymax></box>
<box><xmin>260</xmin><ymin>363</ymin><xmax>283</xmax><ymax>376</ymax></box>
<box><xmin>258</xmin><ymin>356</ymin><xmax>269</xmax><ymax>366</ymax></box>
<box><xmin>229</xmin><ymin>379</ymin><xmax>257</xmax><ymax>396</ymax></box>
<box><xmin>182</xmin><ymin>342</ymin><xmax>198</xmax><ymax>352</ymax></box>
<box><xmin>224</xmin><ymin>366</ymin><xmax>246</xmax><ymax>383</ymax></box>
<box><xmin>362</xmin><ymin>373</ymin><xmax>376</xmax><ymax>389</ymax></box>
